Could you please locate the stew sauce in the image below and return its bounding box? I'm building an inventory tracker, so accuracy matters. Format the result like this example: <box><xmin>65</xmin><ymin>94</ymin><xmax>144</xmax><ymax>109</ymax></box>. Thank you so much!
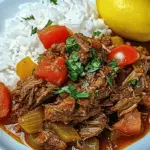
<box><xmin>0</xmin><ymin>111</ymin><xmax>149</xmax><ymax>150</ymax></box>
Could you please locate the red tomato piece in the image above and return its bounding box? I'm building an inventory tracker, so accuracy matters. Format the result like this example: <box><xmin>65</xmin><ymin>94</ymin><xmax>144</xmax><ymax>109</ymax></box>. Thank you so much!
<box><xmin>113</xmin><ymin>109</ymin><xmax>142</xmax><ymax>136</ymax></box>
<box><xmin>0</xmin><ymin>82</ymin><xmax>11</xmax><ymax>119</ymax></box>
<box><xmin>35</xmin><ymin>57</ymin><xmax>68</xmax><ymax>86</ymax></box>
<box><xmin>108</xmin><ymin>45</ymin><xmax>139</xmax><ymax>67</ymax></box>
<box><xmin>37</xmin><ymin>25</ymin><xmax>70</xmax><ymax>49</ymax></box>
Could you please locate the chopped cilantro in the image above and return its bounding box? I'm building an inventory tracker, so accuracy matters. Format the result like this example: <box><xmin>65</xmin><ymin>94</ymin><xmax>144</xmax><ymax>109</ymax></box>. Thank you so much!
<box><xmin>67</xmin><ymin>52</ymin><xmax>85</xmax><ymax>81</ymax></box>
<box><xmin>110</xmin><ymin>59</ymin><xmax>119</xmax><ymax>77</ymax></box>
<box><xmin>87</xmin><ymin>58</ymin><xmax>101</xmax><ymax>73</ymax></box>
<box><xmin>55</xmin><ymin>86</ymin><xmax>70</xmax><ymax>94</ymax></box>
<box><xmin>66</xmin><ymin>37</ymin><xmax>80</xmax><ymax>53</ymax></box>
<box><xmin>45</xmin><ymin>19</ymin><xmax>53</xmax><ymax>27</ymax></box>
<box><xmin>93</xmin><ymin>31</ymin><xmax>101</xmax><ymax>37</ymax></box>
<box><xmin>110</xmin><ymin>59</ymin><xmax>118</xmax><ymax>69</ymax></box>
<box><xmin>50</xmin><ymin>0</ymin><xmax>57</xmax><ymax>5</ymax></box>
<box><xmin>107</xmin><ymin>59</ymin><xmax>119</xmax><ymax>86</ymax></box>
<box><xmin>31</xmin><ymin>27</ymin><xmax>37</xmax><ymax>35</ymax></box>
<box><xmin>68</xmin><ymin>84</ymin><xmax>76</xmax><ymax>92</ymax></box>
<box><xmin>129</xmin><ymin>79</ymin><xmax>137</xmax><ymax>85</ymax></box>
<box><xmin>86</xmin><ymin>48</ymin><xmax>101</xmax><ymax>73</ymax></box>
<box><xmin>106</xmin><ymin>76</ymin><xmax>113</xmax><ymax>86</ymax></box>
<box><xmin>23</xmin><ymin>15</ymin><xmax>35</xmax><ymax>21</ymax></box>
<box><xmin>75</xmin><ymin>92</ymin><xmax>89</xmax><ymax>99</ymax></box>
<box><xmin>55</xmin><ymin>84</ymin><xmax>89</xmax><ymax>99</ymax></box>
<box><xmin>83</xmin><ymin>81</ymin><xmax>89</xmax><ymax>87</ymax></box>
<box><xmin>128</xmin><ymin>79</ymin><xmax>140</xmax><ymax>87</ymax></box>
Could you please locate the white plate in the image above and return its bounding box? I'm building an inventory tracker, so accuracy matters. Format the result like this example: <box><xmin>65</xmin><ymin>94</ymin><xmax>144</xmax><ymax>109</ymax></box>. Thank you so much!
<box><xmin>0</xmin><ymin>0</ymin><xmax>150</xmax><ymax>150</ymax></box>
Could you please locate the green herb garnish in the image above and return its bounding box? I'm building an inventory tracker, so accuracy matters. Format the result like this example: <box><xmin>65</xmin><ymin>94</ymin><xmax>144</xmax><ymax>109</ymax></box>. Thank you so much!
<box><xmin>86</xmin><ymin>48</ymin><xmax>101</xmax><ymax>73</ymax></box>
<box><xmin>45</xmin><ymin>19</ymin><xmax>53</xmax><ymax>27</ymax></box>
<box><xmin>67</xmin><ymin>51</ymin><xmax>85</xmax><ymax>81</ymax></box>
<box><xmin>110</xmin><ymin>59</ymin><xmax>119</xmax><ymax>76</ymax></box>
<box><xmin>55</xmin><ymin>86</ymin><xmax>71</xmax><ymax>94</ymax></box>
<box><xmin>55</xmin><ymin>84</ymin><xmax>89</xmax><ymax>99</ymax></box>
<box><xmin>31</xmin><ymin>27</ymin><xmax>37</xmax><ymax>35</ymax></box>
<box><xmin>93</xmin><ymin>31</ymin><xmax>101</xmax><ymax>37</ymax></box>
<box><xmin>87</xmin><ymin>58</ymin><xmax>101</xmax><ymax>73</ymax></box>
<box><xmin>66</xmin><ymin>37</ymin><xmax>80</xmax><ymax>53</ymax></box>
<box><xmin>75</xmin><ymin>92</ymin><xmax>89</xmax><ymax>99</ymax></box>
<box><xmin>107</xmin><ymin>59</ymin><xmax>119</xmax><ymax>86</ymax></box>
<box><xmin>50</xmin><ymin>0</ymin><xmax>57</xmax><ymax>5</ymax></box>
<box><xmin>23</xmin><ymin>15</ymin><xmax>35</xmax><ymax>21</ymax></box>
<box><xmin>128</xmin><ymin>79</ymin><xmax>140</xmax><ymax>87</ymax></box>
<box><xmin>110</xmin><ymin>59</ymin><xmax>118</xmax><ymax>69</ymax></box>
<box><xmin>106</xmin><ymin>76</ymin><xmax>113</xmax><ymax>86</ymax></box>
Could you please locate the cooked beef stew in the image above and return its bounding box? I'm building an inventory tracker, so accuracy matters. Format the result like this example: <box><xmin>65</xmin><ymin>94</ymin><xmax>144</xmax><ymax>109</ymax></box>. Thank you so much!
<box><xmin>2</xmin><ymin>33</ymin><xmax>150</xmax><ymax>150</ymax></box>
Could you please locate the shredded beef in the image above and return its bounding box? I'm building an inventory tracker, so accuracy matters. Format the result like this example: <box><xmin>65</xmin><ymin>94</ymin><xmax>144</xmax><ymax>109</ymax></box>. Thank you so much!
<box><xmin>35</xmin><ymin>130</ymin><xmax>67</xmax><ymax>150</ymax></box>
<box><xmin>72</xmin><ymin>33</ymin><xmax>92</xmax><ymax>64</ymax></box>
<box><xmin>100</xmin><ymin>36</ymin><xmax>112</xmax><ymax>47</ymax></box>
<box><xmin>72</xmin><ymin>99</ymin><xmax>102</xmax><ymax>123</ymax></box>
<box><xmin>79</xmin><ymin>113</ymin><xmax>108</xmax><ymax>140</ymax></box>
<box><xmin>44</xmin><ymin>96</ymin><xmax>75</xmax><ymax>123</ymax></box>
<box><xmin>47</xmin><ymin>43</ymin><xmax>66</xmax><ymax>58</ymax></box>
<box><xmin>11</xmin><ymin>76</ymin><xmax>57</xmax><ymax>120</ymax></box>
<box><xmin>89</xmin><ymin>38</ymin><xmax>102</xmax><ymax>50</ymax></box>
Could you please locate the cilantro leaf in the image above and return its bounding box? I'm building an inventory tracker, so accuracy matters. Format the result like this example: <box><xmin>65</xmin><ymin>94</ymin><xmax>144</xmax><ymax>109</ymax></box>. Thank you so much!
<box><xmin>67</xmin><ymin>52</ymin><xmax>85</xmax><ymax>81</ymax></box>
<box><xmin>128</xmin><ymin>79</ymin><xmax>140</xmax><ymax>87</ymax></box>
<box><xmin>86</xmin><ymin>58</ymin><xmax>101</xmax><ymax>73</ymax></box>
<box><xmin>75</xmin><ymin>92</ymin><xmax>89</xmax><ymax>99</ymax></box>
<box><xmin>66</xmin><ymin>37</ymin><xmax>80</xmax><ymax>53</ymax></box>
<box><xmin>86</xmin><ymin>48</ymin><xmax>101</xmax><ymax>73</ymax></box>
<box><xmin>106</xmin><ymin>76</ymin><xmax>113</xmax><ymax>86</ymax></box>
<box><xmin>109</xmin><ymin>59</ymin><xmax>119</xmax><ymax>77</ymax></box>
<box><xmin>110</xmin><ymin>59</ymin><xmax>118</xmax><ymax>68</ymax></box>
<box><xmin>55</xmin><ymin>84</ymin><xmax>89</xmax><ymax>99</ymax></box>
<box><xmin>68</xmin><ymin>84</ymin><xmax>76</xmax><ymax>92</ymax></box>
<box><xmin>31</xmin><ymin>27</ymin><xmax>37</xmax><ymax>35</ymax></box>
<box><xmin>23</xmin><ymin>15</ymin><xmax>35</xmax><ymax>21</ymax></box>
<box><xmin>55</xmin><ymin>86</ymin><xmax>70</xmax><ymax>94</ymax></box>
<box><xmin>45</xmin><ymin>19</ymin><xmax>53</xmax><ymax>27</ymax></box>
<box><xmin>93</xmin><ymin>31</ymin><xmax>101</xmax><ymax>37</ymax></box>
<box><xmin>50</xmin><ymin>0</ymin><xmax>57</xmax><ymax>5</ymax></box>
<box><xmin>129</xmin><ymin>79</ymin><xmax>137</xmax><ymax>85</ymax></box>
<box><xmin>106</xmin><ymin>59</ymin><xmax>119</xmax><ymax>86</ymax></box>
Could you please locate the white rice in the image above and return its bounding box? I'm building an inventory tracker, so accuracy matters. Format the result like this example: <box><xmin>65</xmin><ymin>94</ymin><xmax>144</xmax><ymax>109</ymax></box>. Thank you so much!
<box><xmin>0</xmin><ymin>0</ymin><xmax>111</xmax><ymax>89</ymax></box>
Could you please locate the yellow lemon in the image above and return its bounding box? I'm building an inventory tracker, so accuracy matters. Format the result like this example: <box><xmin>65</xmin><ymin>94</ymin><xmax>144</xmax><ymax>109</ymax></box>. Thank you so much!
<box><xmin>97</xmin><ymin>0</ymin><xmax>150</xmax><ymax>42</ymax></box>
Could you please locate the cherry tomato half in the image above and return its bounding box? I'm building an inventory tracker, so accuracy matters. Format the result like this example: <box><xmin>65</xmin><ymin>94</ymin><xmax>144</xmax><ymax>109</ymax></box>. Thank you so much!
<box><xmin>108</xmin><ymin>45</ymin><xmax>139</xmax><ymax>67</ymax></box>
